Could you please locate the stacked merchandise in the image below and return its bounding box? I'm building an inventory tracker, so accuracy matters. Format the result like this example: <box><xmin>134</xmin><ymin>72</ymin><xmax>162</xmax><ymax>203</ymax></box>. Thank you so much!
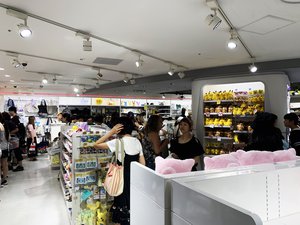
<box><xmin>203</xmin><ymin>88</ymin><xmax>265</xmax><ymax>155</ymax></box>
<box><xmin>60</xmin><ymin>124</ymin><xmax>113</xmax><ymax>225</ymax></box>
<box><xmin>47</xmin><ymin>138</ymin><xmax>61</xmax><ymax>169</ymax></box>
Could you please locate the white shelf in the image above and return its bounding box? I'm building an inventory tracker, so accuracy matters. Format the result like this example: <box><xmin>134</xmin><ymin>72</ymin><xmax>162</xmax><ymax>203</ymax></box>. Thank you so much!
<box><xmin>63</xmin><ymin>132</ymin><xmax>72</xmax><ymax>142</ymax></box>
<box><xmin>204</xmin><ymin>113</ymin><xmax>232</xmax><ymax>116</ymax></box>
<box><xmin>233</xmin><ymin>130</ymin><xmax>249</xmax><ymax>134</ymax></box>
<box><xmin>204</xmin><ymin>125</ymin><xmax>231</xmax><ymax>128</ymax></box>
<box><xmin>204</xmin><ymin>136</ymin><xmax>233</xmax><ymax>140</ymax></box>
<box><xmin>63</xmin><ymin>141</ymin><xmax>72</xmax><ymax>153</ymax></box>
<box><xmin>203</xmin><ymin>100</ymin><xmax>234</xmax><ymax>103</ymax></box>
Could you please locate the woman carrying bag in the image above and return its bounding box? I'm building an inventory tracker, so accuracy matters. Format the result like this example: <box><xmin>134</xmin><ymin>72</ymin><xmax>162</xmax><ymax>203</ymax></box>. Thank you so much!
<box><xmin>26</xmin><ymin>116</ymin><xmax>37</xmax><ymax>161</ymax></box>
<box><xmin>94</xmin><ymin>117</ymin><xmax>145</xmax><ymax>225</ymax></box>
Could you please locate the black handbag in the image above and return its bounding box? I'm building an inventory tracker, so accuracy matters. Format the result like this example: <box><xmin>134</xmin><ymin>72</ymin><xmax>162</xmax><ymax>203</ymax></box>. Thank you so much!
<box><xmin>38</xmin><ymin>99</ymin><xmax>48</xmax><ymax>117</ymax></box>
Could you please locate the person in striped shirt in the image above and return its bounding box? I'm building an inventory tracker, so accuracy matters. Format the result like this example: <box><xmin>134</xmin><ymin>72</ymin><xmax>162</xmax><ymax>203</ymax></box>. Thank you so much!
<box><xmin>284</xmin><ymin>113</ymin><xmax>300</xmax><ymax>156</ymax></box>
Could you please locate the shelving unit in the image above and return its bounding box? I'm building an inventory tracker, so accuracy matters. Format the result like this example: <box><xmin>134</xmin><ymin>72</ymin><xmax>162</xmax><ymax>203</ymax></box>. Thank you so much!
<box><xmin>59</xmin><ymin>126</ymin><xmax>113</xmax><ymax>225</ymax></box>
<box><xmin>202</xmin><ymin>82</ymin><xmax>265</xmax><ymax>155</ymax></box>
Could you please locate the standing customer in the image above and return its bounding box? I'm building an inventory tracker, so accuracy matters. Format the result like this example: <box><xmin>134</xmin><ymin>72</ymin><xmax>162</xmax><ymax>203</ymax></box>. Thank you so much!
<box><xmin>245</xmin><ymin>112</ymin><xmax>284</xmax><ymax>151</ymax></box>
<box><xmin>2</xmin><ymin>112</ymin><xmax>24</xmax><ymax>171</ymax></box>
<box><xmin>169</xmin><ymin>117</ymin><xmax>204</xmax><ymax>171</ymax></box>
<box><xmin>26</xmin><ymin>116</ymin><xmax>37</xmax><ymax>161</ymax></box>
<box><xmin>94</xmin><ymin>117</ymin><xmax>145</xmax><ymax>225</ymax></box>
<box><xmin>142</xmin><ymin>115</ymin><xmax>169</xmax><ymax>169</ymax></box>
<box><xmin>284</xmin><ymin>113</ymin><xmax>300</xmax><ymax>155</ymax></box>
<box><xmin>0</xmin><ymin>113</ymin><xmax>9</xmax><ymax>185</ymax></box>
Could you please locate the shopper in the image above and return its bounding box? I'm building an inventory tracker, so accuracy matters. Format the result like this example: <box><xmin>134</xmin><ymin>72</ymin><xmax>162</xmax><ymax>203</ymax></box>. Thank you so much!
<box><xmin>2</xmin><ymin>112</ymin><xmax>24</xmax><ymax>171</ymax></box>
<box><xmin>61</xmin><ymin>113</ymin><xmax>72</xmax><ymax>125</ymax></box>
<box><xmin>107</xmin><ymin>112</ymin><xmax>120</xmax><ymax>129</ymax></box>
<box><xmin>94</xmin><ymin>117</ymin><xmax>145</xmax><ymax>225</ymax></box>
<box><xmin>56</xmin><ymin>112</ymin><xmax>63</xmax><ymax>122</ymax></box>
<box><xmin>26</xmin><ymin>116</ymin><xmax>37</xmax><ymax>161</ymax></box>
<box><xmin>245</xmin><ymin>112</ymin><xmax>284</xmax><ymax>151</ymax></box>
<box><xmin>284</xmin><ymin>113</ymin><xmax>300</xmax><ymax>155</ymax></box>
<box><xmin>169</xmin><ymin>117</ymin><xmax>204</xmax><ymax>171</ymax></box>
<box><xmin>0</xmin><ymin>113</ymin><xmax>9</xmax><ymax>185</ymax></box>
<box><xmin>94</xmin><ymin>114</ymin><xmax>110</xmax><ymax>130</ymax></box>
<box><xmin>142</xmin><ymin>115</ymin><xmax>169</xmax><ymax>169</ymax></box>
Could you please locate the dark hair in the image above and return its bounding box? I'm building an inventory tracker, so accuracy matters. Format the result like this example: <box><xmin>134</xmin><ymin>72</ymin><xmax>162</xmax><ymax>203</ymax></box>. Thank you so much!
<box><xmin>284</xmin><ymin>113</ymin><xmax>299</xmax><ymax>125</ymax></box>
<box><xmin>62</xmin><ymin>113</ymin><xmax>71</xmax><ymax>123</ymax></box>
<box><xmin>8</xmin><ymin>106</ymin><xmax>17</xmax><ymax>113</ymax></box>
<box><xmin>127</xmin><ymin>111</ymin><xmax>134</xmax><ymax>120</ymax></box>
<box><xmin>251</xmin><ymin>112</ymin><xmax>278</xmax><ymax>130</ymax></box>
<box><xmin>144</xmin><ymin>115</ymin><xmax>162</xmax><ymax>135</ymax></box>
<box><xmin>179</xmin><ymin>117</ymin><xmax>193</xmax><ymax>130</ymax></box>
<box><xmin>28</xmin><ymin>116</ymin><xmax>35</xmax><ymax>129</ymax></box>
<box><xmin>2</xmin><ymin>112</ymin><xmax>11</xmax><ymax>121</ymax></box>
<box><xmin>117</xmin><ymin>117</ymin><xmax>134</xmax><ymax>135</ymax></box>
<box><xmin>94</xmin><ymin>114</ymin><xmax>104</xmax><ymax>124</ymax></box>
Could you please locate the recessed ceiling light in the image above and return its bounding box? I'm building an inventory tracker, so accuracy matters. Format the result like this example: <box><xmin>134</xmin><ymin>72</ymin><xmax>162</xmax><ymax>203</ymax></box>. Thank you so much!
<box><xmin>4</xmin><ymin>74</ymin><xmax>11</xmax><ymax>77</ymax></box>
<box><xmin>10</xmin><ymin>79</ymin><xmax>15</xmax><ymax>82</ymax></box>
<box><xmin>0</xmin><ymin>67</ymin><xmax>4</xmax><ymax>71</ymax></box>
<box><xmin>74</xmin><ymin>87</ymin><xmax>79</xmax><ymax>93</ymax></box>
<box><xmin>42</xmin><ymin>78</ymin><xmax>48</xmax><ymax>84</ymax></box>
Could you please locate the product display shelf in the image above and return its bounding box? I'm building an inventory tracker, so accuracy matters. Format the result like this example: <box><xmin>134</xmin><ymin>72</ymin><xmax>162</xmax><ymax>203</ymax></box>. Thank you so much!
<box><xmin>60</xmin><ymin>126</ymin><xmax>114</xmax><ymax>225</ymax></box>
<box><xmin>203</xmin><ymin>86</ymin><xmax>265</xmax><ymax>155</ymax></box>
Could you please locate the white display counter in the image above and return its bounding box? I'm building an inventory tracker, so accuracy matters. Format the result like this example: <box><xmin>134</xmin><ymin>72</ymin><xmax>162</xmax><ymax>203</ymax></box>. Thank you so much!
<box><xmin>131</xmin><ymin>160</ymin><xmax>300</xmax><ymax>225</ymax></box>
<box><xmin>170</xmin><ymin>160</ymin><xmax>300</xmax><ymax>225</ymax></box>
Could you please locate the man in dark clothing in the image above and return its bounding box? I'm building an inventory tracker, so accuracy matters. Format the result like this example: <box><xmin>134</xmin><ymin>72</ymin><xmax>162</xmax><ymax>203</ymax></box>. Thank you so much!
<box><xmin>8</xmin><ymin>106</ymin><xmax>24</xmax><ymax>171</ymax></box>
<box><xmin>284</xmin><ymin>113</ymin><xmax>300</xmax><ymax>156</ymax></box>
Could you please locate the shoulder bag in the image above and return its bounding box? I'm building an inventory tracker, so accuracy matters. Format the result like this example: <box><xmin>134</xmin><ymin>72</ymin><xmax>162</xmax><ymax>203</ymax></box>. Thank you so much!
<box><xmin>103</xmin><ymin>138</ymin><xmax>125</xmax><ymax>197</ymax></box>
<box><xmin>38</xmin><ymin>99</ymin><xmax>48</xmax><ymax>117</ymax></box>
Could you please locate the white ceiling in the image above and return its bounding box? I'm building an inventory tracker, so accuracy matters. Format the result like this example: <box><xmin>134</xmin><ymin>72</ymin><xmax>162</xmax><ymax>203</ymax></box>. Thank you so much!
<box><xmin>0</xmin><ymin>0</ymin><xmax>300</xmax><ymax>95</ymax></box>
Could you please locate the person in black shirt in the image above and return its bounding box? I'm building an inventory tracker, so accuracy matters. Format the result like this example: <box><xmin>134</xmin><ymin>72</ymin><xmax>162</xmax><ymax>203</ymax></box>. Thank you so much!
<box><xmin>170</xmin><ymin>117</ymin><xmax>204</xmax><ymax>171</ymax></box>
<box><xmin>284</xmin><ymin>113</ymin><xmax>300</xmax><ymax>156</ymax></box>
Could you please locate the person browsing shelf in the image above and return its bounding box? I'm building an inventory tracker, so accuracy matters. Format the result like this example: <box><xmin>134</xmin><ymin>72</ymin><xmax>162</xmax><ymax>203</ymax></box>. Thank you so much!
<box><xmin>94</xmin><ymin>117</ymin><xmax>145</xmax><ymax>225</ymax></box>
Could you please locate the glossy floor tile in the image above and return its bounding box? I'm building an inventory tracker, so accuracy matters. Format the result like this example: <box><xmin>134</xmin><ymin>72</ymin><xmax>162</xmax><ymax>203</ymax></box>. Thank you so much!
<box><xmin>0</xmin><ymin>155</ymin><xmax>70</xmax><ymax>225</ymax></box>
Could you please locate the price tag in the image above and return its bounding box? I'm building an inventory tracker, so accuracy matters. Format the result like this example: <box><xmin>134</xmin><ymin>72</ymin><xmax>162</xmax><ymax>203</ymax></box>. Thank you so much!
<box><xmin>86</xmin><ymin>172</ymin><xmax>97</xmax><ymax>184</ymax></box>
<box><xmin>209</xmin><ymin>125</ymin><xmax>214</xmax><ymax>128</ymax></box>
<box><xmin>217</xmin><ymin>137</ymin><xmax>222</xmax><ymax>142</ymax></box>
<box><xmin>75</xmin><ymin>159</ymin><xmax>86</xmax><ymax>170</ymax></box>
<box><xmin>86</xmin><ymin>157</ymin><xmax>97</xmax><ymax>169</ymax></box>
<box><xmin>253</xmin><ymin>109</ymin><xmax>258</xmax><ymax>114</ymax></box>
<box><xmin>205</xmin><ymin>112</ymin><xmax>210</xmax><ymax>117</ymax></box>
<box><xmin>218</xmin><ymin>112</ymin><xmax>223</xmax><ymax>117</ymax></box>
<box><xmin>216</xmin><ymin>100</ymin><xmax>221</xmax><ymax>105</ymax></box>
<box><xmin>75</xmin><ymin>173</ymin><xmax>86</xmax><ymax>185</ymax></box>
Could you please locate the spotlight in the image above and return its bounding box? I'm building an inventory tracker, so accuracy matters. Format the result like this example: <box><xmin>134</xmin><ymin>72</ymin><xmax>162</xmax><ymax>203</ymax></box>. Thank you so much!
<box><xmin>12</xmin><ymin>59</ymin><xmax>21</xmax><ymax>68</ymax></box>
<box><xmin>123</xmin><ymin>77</ymin><xmax>130</xmax><ymax>83</ymax></box>
<box><xmin>249</xmin><ymin>64</ymin><xmax>258</xmax><ymax>73</ymax></box>
<box><xmin>97</xmin><ymin>70</ymin><xmax>103</xmax><ymax>78</ymax></box>
<box><xmin>73</xmin><ymin>87</ymin><xmax>79</xmax><ymax>93</ymax></box>
<box><xmin>205</xmin><ymin>10</ymin><xmax>222</xmax><ymax>30</ymax></box>
<box><xmin>18</xmin><ymin>24</ymin><xmax>32</xmax><ymax>38</ymax></box>
<box><xmin>162</xmin><ymin>94</ymin><xmax>166</xmax><ymax>99</ymax></box>
<box><xmin>227</xmin><ymin>29</ymin><xmax>238</xmax><ymax>49</ymax></box>
<box><xmin>83</xmin><ymin>39</ymin><xmax>92</xmax><ymax>51</ymax></box>
<box><xmin>129</xmin><ymin>79</ymin><xmax>136</xmax><ymax>85</ymax></box>
<box><xmin>42</xmin><ymin>78</ymin><xmax>48</xmax><ymax>84</ymax></box>
<box><xmin>135</xmin><ymin>56</ymin><xmax>143</xmax><ymax>68</ymax></box>
<box><xmin>178</xmin><ymin>72</ymin><xmax>185</xmax><ymax>79</ymax></box>
<box><xmin>168</xmin><ymin>66</ymin><xmax>175</xmax><ymax>76</ymax></box>
<box><xmin>6</xmin><ymin>9</ymin><xmax>32</xmax><ymax>38</ymax></box>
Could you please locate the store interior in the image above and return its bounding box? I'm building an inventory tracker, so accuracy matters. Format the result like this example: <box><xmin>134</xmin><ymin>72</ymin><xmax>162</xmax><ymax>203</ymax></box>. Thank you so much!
<box><xmin>1</xmin><ymin>0</ymin><xmax>300</xmax><ymax>225</ymax></box>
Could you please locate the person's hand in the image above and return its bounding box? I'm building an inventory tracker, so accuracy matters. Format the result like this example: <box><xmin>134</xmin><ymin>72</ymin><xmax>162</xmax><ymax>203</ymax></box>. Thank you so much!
<box><xmin>111</xmin><ymin>124</ymin><xmax>123</xmax><ymax>134</ymax></box>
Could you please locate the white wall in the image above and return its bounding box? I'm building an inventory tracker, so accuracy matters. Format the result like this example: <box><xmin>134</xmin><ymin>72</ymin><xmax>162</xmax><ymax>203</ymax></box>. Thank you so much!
<box><xmin>192</xmin><ymin>73</ymin><xmax>290</xmax><ymax>141</ymax></box>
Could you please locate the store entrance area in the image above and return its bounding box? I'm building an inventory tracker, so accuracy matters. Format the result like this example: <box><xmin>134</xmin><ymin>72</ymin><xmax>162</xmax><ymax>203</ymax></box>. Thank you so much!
<box><xmin>0</xmin><ymin>155</ymin><xmax>69</xmax><ymax>225</ymax></box>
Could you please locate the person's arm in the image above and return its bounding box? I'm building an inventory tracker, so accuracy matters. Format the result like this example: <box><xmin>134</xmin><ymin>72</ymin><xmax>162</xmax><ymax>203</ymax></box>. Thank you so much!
<box><xmin>28</xmin><ymin>125</ymin><xmax>35</xmax><ymax>142</ymax></box>
<box><xmin>94</xmin><ymin>124</ymin><xmax>123</xmax><ymax>149</ymax></box>
<box><xmin>139</xmin><ymin>155</ymin><xmax>146</xmax><ymax>165</ymax></box>
<box><xmin>148</xmin><ymin>132</ymin><xmax>169</xmax><ymax>155</ymax></box>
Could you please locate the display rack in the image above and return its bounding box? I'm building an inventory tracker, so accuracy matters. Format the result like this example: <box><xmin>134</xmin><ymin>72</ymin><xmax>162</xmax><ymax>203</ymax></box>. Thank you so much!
<box><xmin>203</xmin><ymin>82</ymin><xmax>265</xmax><ymax>155</ymax></box>
<box><xmin>59</xmin><ymin>126</ymin><xmax>113</xmax><ymax>225</ymax></box>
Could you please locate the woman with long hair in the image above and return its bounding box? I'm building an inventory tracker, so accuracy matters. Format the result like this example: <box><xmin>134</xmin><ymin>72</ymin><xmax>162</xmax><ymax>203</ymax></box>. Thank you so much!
<box><xmin>27</xmin><ymin>116</ymin><xmax>37</xmax><ymax>161</ymax></box>
<box><xmin>95</xmin><ymin>117</ymin><xmax>145</xmax><ymax>225</ymax></box>
<box><xmin>142</xmin><ymin>115</ymin><xmax>169</xmax><ymax>169</ymax></box>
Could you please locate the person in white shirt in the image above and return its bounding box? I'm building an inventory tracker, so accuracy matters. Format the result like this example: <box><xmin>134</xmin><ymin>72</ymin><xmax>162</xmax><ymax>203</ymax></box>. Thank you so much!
<box><xmin>95</xmin><ymin>117</ymin><xmax>145</xmax><ymax>225</ymax></box>
<box><xmin>26</xmin><ymin>116</ymin><xmax>37</xmax><ymax>161</ymax></box>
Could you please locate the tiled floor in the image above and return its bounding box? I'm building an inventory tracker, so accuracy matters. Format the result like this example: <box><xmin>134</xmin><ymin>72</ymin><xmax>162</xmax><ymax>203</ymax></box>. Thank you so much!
<box><xmin>0</xmin><ymin>155</ymin><xmax>70</xmax><ymax>225</ymax></box>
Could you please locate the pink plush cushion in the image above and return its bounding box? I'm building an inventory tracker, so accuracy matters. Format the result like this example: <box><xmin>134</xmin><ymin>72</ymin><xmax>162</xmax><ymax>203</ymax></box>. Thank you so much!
<box><xmin>273</xmin><ymin>148</ymin><xmax>296</xmax><ymax>162</ymax></box>
<box><xmin>204</xmin><ymin>154</ymin><xmax>240</xmax><ymax>170</ymax></box>
<box><xmin>155</xmin><ymin>156</ymin><xmax>195</xmax><ymax>175</ymax></box>
<box><xmin>238</xmin><ymin>150</ymin><xmax>275</xmax><ymax>166</ymax></box>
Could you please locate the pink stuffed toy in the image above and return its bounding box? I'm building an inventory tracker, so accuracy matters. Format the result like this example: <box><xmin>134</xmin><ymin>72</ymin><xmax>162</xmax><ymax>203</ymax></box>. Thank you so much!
<box><xmin>155</xmin><ymin>156</ymin><xmax>195</xmax><ymax>175</ymax></box>
<box><xmin>204</xmin><ymin>154</ymin><xmax>240</xmax><ymax>170</ymax></box>
<box><xmin>237</xmin><ymin>150</ymin><xmax>274</xmax><ymax>166</ymax></box>
<box><xmin>273</xmin><ymin>148</ymin><xmax>296</xmax><ymax>162</ymax></box>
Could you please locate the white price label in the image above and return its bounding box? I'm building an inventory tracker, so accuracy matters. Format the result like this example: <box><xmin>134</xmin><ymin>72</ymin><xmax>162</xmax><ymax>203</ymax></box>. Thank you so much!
<box><xmin>217</xmin><ymin>137</ymin><xmax>222</xmax><ymax>142</ymax></box>
<box><xmin>86</xmin><ymin>158</ymin><xmax>97</xmax><ymax>169</ymax></box>
<box><xmin>218</xmin><ymin>112</ymin><xmax>223</xmax><ymax>117</ymax></box>
<box><xmin>75</xmin><ymin>161</ymin><xmax>86</xmax><ymax>170</ymax></box>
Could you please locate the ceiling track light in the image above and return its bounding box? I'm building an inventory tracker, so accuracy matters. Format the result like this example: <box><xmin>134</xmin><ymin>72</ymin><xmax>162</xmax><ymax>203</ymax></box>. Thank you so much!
<box><xmin>73</xmin><ymin>87</ymin><xmax>79</xmax><ymax>93</ymax></box>
<box><xmin>178</xmin><ymin>72</ymin><xmax>185</xmax><ymax>79</ymax></box>
<box><xmin>249</xmin><ymin>63</ymin><xmax>258</xmax><ymax>73</ymax></box>
<box><xmin>162</xmin><ymin>94</ymin><xmax>166</xmax><ymax>99</ymax></box>
<box><xmin>129</xmin><ymin>79</ymin><xmax>136</xmax><ymax>85</ymax></box>
<box><xmin>12</xmin><ymin>58</ymin><xmax>21</xmax><ymax>68</ymax></box>
<box><xmin>42</xmin><ymin>77</ymin><xmax>48</xmax><ymax>84</ymax></box>
<box><xmin>135</xmin><ymin>55</ymin><xmax>144</xmax><ymax>68</ymax></box>
<box><xmin>6</xmin><ymin>9</ymin><xmax>32</xmax><ymax>38</ymax></box>
<box><xmin>227</xmin><ymin>29</ymin><xmax>238</xmax><ymax>49</ymax></box>
<box><xmin>168</xmin><ymin>66</ymin><xmax>175</xmax><ymax>76</ymax></box>
<box><xmin>76</xmin><ymin>32</ymin><xmax>92</xmax><ymax>51</ymax></box>
<box><xmin>97</xmin><ymin>69</ymin><xmax>103</xmax><ymax>78</ymax></box>
<box><xmin>205</xmin><ymin>9</ymin><xmax>222</xmax><ymax>30</ymax></box>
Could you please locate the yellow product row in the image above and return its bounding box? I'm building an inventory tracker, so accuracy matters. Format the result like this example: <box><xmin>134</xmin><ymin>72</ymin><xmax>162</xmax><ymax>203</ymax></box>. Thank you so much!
<box><xmin>205</xmin><ymin>118</ymin><xmax>232</xmax><ymax>126</ymax></box>
<box><xmin>205</xmin><ymin>148</ymin><xmax>227</xmax><ymax>155</ymax></box>
<box><xmin>204</xmin><ymin>105</ymin><xmax>233</xmax><ymax>114</ymax></box>
<box><xmin>203</xmin><ymin>89</ymin><xmax>264</xmax><ymax>101</ymax></box>
<box><xmin>206</xmin><ymin>130</ymin><xmax>232</xmax><ymax>138</ymax></box>
<box><xmin>232</xmin><ymin>104</ymin><xmax>264</xmax><ymax>116</ymax></box>
<box><xmin>203</xmin><ymin>91</ymin><xmax>234</xmax><ymax>101</ymax></box>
